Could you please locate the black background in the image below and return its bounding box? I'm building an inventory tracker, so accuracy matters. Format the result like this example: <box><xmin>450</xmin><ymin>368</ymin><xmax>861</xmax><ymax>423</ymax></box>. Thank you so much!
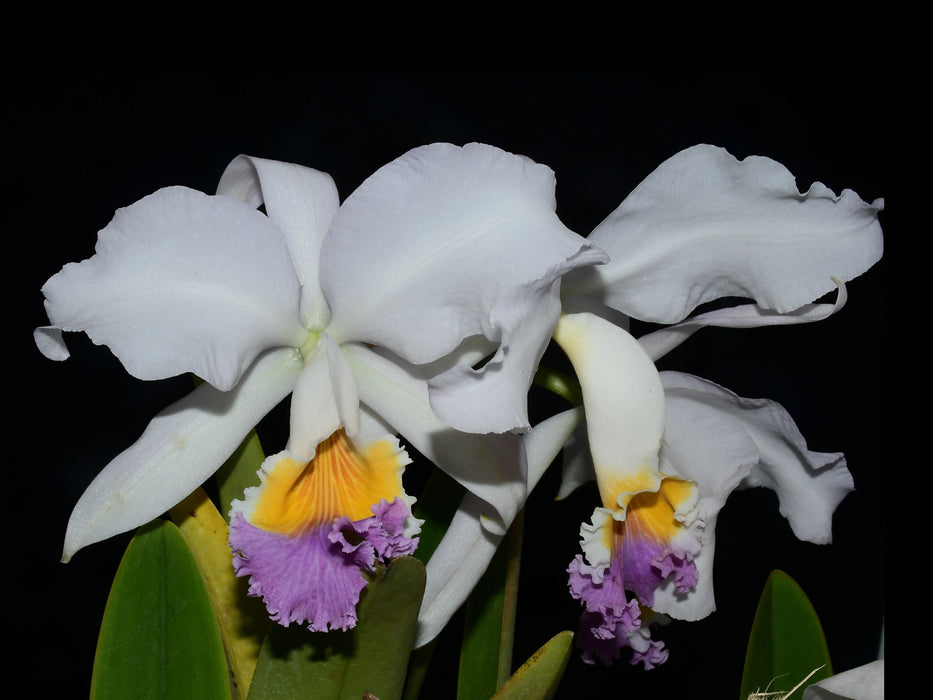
<box><xmin>7</xmin><ymin>74</ymin><xmax>884</xmax><ymax>698</ymax></box>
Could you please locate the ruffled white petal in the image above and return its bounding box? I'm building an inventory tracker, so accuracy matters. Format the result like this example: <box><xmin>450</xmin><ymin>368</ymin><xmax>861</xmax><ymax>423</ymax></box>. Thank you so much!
<box><xmin>565</xmin><ymin>144</ymin><xmax>883</xmax><ymax>324</ymax></box>
<box><xmin>651</xmin><ymin>376</ymin><xmax>760</xmax><ymax>620</ymax></box>
<box><xmin>341</xmin><ymin>342</ymin><xmax>526</xmax><ymax>535</ymax></box>
<box><xmin>63</xmin><ymin>347</ymin><xmax>304</xmax><ymax>561</ymax></box>
<box><xmin>638</xmin><ymin>283</ymin><xmax>847</xmax><ymax>361</ymax></box>
<box><xmin>426</xmin><ymin>264</ymin><xmax>563</xmax><ymax>433</ymax></box>
<box><xmin>38</xmin><ymin>187</ymin><xmax>306</xmax><ymax>391</ymax></box>
<box><xmin>552</xmin><ymin>311</ymin><xmax>665</xmax><ymax>510</ymax></box>
<box><xmin>802</xmin><ymin>660</ymin><xmax>884</xmax><ymax>700</ymax></box>
<box><xmin>665</xmin><ymin>371</ymin><xmax>852</xmax><ymax>544</ymax></box>
<box><xmin>321</xmin><ymin>142</ymin><xmax>606</xmax><ymax>367</ymax></box>
<box><xmin>416</xmin><ymin>408</ymin><xmax>580</xmax><ymax>647</ymax></box>
<box><xmin>651</xmin><ymin>371</ymin><xmax>853</xmax><ymax>620</ymax></box>
<box><xmin>217</xmin><ymin>155</ymin><xmax>340</xmax><ymax>330</ymax></box>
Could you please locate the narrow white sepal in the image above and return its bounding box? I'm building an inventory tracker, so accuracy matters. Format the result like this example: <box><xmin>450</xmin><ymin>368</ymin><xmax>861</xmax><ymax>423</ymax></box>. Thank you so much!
<box><xmin>217</xmin><ymin>155</ymin><xmax>340</xmax><ymax>330</ymax></box>
<box><xmin>416</xmin><ymin>409</ymin><xmax>580</xmax><ymax>647</ymax></box>
<box><xmin>62</xmin><ymin>348</ymin><xmax>303</xmax><ymax>562</ymax></box>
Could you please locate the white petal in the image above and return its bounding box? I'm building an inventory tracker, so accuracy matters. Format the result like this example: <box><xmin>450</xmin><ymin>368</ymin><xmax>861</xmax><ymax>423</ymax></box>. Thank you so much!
<box><xmin>651</xmin><ymin>375</ymin><xmax>761</xmax><ymax>620</ymax></box>
<box><xmin>38</xmin><ymin>187</ymin><xmax>306</xmax><ymax>390</ymax></box>
<box><xmin>416</xmin><ymin>494</ymin><xmax>498</xmax><ymax>646</ymax></box>
<box><xmin>638</xmin><ymin>284</ymin><xmax>847</xmax><ymax>361</ymax></box>
<box><xmin>552</xmin><ymin>312</ymin><xmax>665</xmax><ymax>509</ymax></box>
<box><xmin>662</xmin><ymin>371</ymin><xmax>853</xmax><ymax>544</ymax></box>
<box><xmin>321</xmin><ymin>142</ymin><xmax>606</xmax><ymax>363</ymax></box>
<box><xmin>556</xmin><ymin>419</ymin><xmax>593</xmax><ymax>500</ymax></box>
<box><xmin>286</xmin><ymin>334</ymin><xmax>360</xmax><ymax>460</ymax></box>
<box><xmin>566</xmin><ymin>144</ymin><xmax>883</xmax><ymax>324</ymax></box>
<box><xmin>63</xmin><ymin>348</ymin><xmax>303</xmax><ymax>561</ymax></box>
<box><xmin>426</xmin><ymin>265</ymin><xmax>563</xmax><ymax>433</ymax></box>
<box><xmin>802</xmin><ymin>660</ymin><xmax>884</xmax><ymax>700</ymax></box>
<box><xmin>217</xmin><ymin>156</ymin><xmax>339</xmax><ymax>329</ymax></box>
<box><xmin>654</xmin><ymin>371</ymin><xmax>854</xmax><ymax>621</ymax></box>
<box><xmin>342</xmin><ymin>342</ymin><xmax>526</xmax><ymax>534</ymax></box>
<box><xmin>34</xmin><ymin>327</ymin><xmax>69</xmax><ymax>361</ymax></box>
<box><xmin>416</xmin><ymin>409</ymin><xmax>580</xmax><ymax>647</ymax></box>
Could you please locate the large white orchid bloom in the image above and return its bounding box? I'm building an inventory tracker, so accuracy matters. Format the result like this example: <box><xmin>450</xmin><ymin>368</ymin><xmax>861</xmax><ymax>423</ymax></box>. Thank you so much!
<box><xmin>35</xmin><ymin>144</ymin><xmax>607</xmax><ymax>637</ymax></box>
<box><xmin>541</xmin><ymin>144</ymin><xmax>884</xmax><ymax>666</ymax></box>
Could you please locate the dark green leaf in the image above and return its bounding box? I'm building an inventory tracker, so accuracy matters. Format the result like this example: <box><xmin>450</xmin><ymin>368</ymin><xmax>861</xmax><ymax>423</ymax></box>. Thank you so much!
<box><xmin>215</xmin><ymin>429</ymin><xmax>265</xmax><ymax>523</ymax></box>
<box><xmin>457</xmin><ymin>511</ymin><xmax>523</xmax><ymax>700</ymax></box>
<box><xmin>248</xmin><ymin>556</ymin><xmax>426</xmax><ymax>700</ymax></box>
<box><xmin>412</xmin><ymin>467</ymin><xmax>465</xmax><ymax>565</ymax></box>
<box><xmin>90</xmin><ymin>520</ymin><xmax>232</xmax><ymax>700</ymax></box>
<box><xmin>739</xmin><ymin>570</ymin><xmax>833</xmax><ymax>700</ymax></box>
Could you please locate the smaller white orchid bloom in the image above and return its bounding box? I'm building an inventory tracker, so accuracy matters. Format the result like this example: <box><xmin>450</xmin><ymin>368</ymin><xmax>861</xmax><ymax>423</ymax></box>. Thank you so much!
<box><xmin>542</xmin><ymin>144</ymin><xmax>884</xmax><ymax>666</ymax></box>
<box><xmin>802</xmin><ymin>659</ymin><xmax>884</xmax><ymax>700</ymax></box>
<box><xmin>35</xmin><ymin>143</ymin><xmax>607</xmax><ymax>635</ymax></box>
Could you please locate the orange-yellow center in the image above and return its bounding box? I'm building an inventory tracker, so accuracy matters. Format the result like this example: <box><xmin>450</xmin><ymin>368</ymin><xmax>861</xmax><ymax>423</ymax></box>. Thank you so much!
<box><xmin>250</xmin><ymin>429</ymin><xmax>406</xmax><ymax>537</ymax></box>
<box><xmin>603</xmin><ymin>476</ymin><xmax>696</xmax><ymax>550</ymax></box>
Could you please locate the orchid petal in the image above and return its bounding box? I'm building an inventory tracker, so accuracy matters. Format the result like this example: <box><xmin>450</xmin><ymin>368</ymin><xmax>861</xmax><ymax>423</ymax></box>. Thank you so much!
<box><xmin>566</xmin><ymin>144</ymin><xmax>883</xmax><ymax>324</ymax></box>
<box><xmin>651</xmin><ymin>371</ymin><xmax>853</xmax><ymax>620</ymax></box>
<box><xmin>416</xmin><ymin>495</ymin><xmax>498</xmax><ymax>647</ymax></box>
<box><xmin>321</xmin><ymin>142</ymin><xmax>606</xmax><ymax>364</ymax></box>
<box><xmin>286</xmin><ymin>335</ymin><xmax>360</xmax><ymax>460</ymax></box>
<box><xmin>37</xmin><ymin>187</ymin><xmax>306</xmax><ymax>391</ymax></box>
<box><xmin>638</xmin><ymin>283</ymin><xmax>848</xmax><ymax>361</ymax></box>
<box><xmin>63</xmin><ymin>348</ymin><xmax>304</xmax><ymax>561</ymax></box>
<box><xmin>33</xmin><ymin>326</ymin><xmax>68</xmax><ymax>361</ymax></box>
<box><xmin>802</xmin><ymin>659</ymin><xmax>884</xmax><ymax>700</ymax></box>
<box><xmin>426</xmin><ymin>262</ymin><xmax>564</xmax><ymax>433</ymax></box>
<box><xmin>217</xmin><ymin>156</ymin><xmax>339</xmax><ymax>330</ymax></box>
<box><xmin>416</xmin><ymin>409</ymin><xmax>581</xmax><ymax>647</ymax></box>
<box><xmin>650</xmin><ymin>377</ymin><xmax>760</xmax><ymax>620</ymax></box>
<box><xmin>341</xmin><ymin>342</ymin><xmax>526</xmax><ymax>535</ymax></box>
<box><xmin>663</xmin><ymin>371</ymin><xmax>852</xmax><ymax>544</ymax></box>
<box><xmin>552</xmin><ymin>312</ymin><xmax>665</xmax><ymax>511</ymax></box>
<box><xmin>556</xmin><ymin>419</ymin><xmax>593</xmax><ymax>500</ymax></box>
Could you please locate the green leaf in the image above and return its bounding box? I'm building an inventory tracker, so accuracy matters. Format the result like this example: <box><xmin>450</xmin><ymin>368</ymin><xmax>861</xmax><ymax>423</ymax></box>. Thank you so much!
<box><xmin>170</xmin><ymin>488</ymin><xmax>269</xmax><ymax>699</ymax></box>
<box><xmin>491</xmin><ymin>631</ymin><xmax>573</xmax><ymax>700</ymax></box>
<box><xmin>457</xmin><ymin>511</ymin><xmax>523</xmax><ymax>700</ymax></box>
<box><xmin>90</xmin><ymin>520</ymin><xmax>232</xmax><ymax>700</ymax></box>
<box><xmin>247</xmin><ymin>556</ymin><xmax>426</xmax><ymax>700</ymax></box>
<box><xmin>399</xmin><ymin>469</ymin><xmax>467</xmax><ymax>700</ymax></box>
<box><xmin>739</xmin><ymin>570</ymin><xmax>833</xmax><ymax>700</ymax></box>
<box><xmin>412</xmin><ymin>467</ymin><xmax>465</xmax><ymax>565</ymax></box>
<box><xmin>215</xmin><ymin>428</ymin><xmax>266</xmax><ymax>523</ymax></box>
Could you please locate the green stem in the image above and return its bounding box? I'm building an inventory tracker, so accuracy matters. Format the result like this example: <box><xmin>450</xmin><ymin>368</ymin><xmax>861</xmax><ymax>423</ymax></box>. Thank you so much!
<box><xmin>497</xmin><ymin>508</ymin><xmax>524</xmax><ymax>687</ymax></box>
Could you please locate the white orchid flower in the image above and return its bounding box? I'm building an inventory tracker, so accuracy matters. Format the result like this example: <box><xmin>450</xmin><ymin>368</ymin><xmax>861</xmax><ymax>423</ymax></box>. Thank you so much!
<box><xmin>802</xmin><ymin>659</ymin><xmax>884</xmax><ymax>700</ymax></box>
<box><xmin>35</xmin><ymin>143</ymin><xmax>607</xmax><ymax>634</ymax></box>
<box><xmin>542</xmin><ymin>144</ymin><xmax>884</xmax><ymax>665</ymax></box>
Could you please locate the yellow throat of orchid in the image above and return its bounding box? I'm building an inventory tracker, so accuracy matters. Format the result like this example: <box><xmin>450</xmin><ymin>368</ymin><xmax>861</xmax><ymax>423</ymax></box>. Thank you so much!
<box><xmin>602</xmin><ymin>475</ymin><xmax>698</xmax><ymax>551</ymax></box>
<box><xmin>249</xmin><ymin>429</ymin><xmax>408</xmax><ymax>537</ymax></box>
